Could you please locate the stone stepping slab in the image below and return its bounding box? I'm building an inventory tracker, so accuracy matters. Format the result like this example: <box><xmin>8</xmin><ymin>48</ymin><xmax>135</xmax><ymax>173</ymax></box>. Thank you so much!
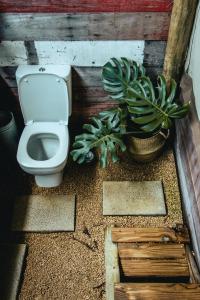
<box><xmin>11</xmin><ymin>194</ymin><xmax>76</xmax><ymax>232</ymax></box>
<box><xmin>103</xmin><ymin>181</ymin><xmax>166</xmax><ymax>216</ymax></box>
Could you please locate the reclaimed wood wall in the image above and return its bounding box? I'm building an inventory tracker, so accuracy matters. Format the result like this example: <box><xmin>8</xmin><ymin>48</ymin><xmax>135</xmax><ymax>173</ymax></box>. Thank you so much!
<box><xmin>174</xmin><ymin>3</ymin><xmax>200</xmax><ymax>269</ymax></box>
<box><xmin>175</xmin><ymin>74</ymin><xmax>200</xmax><ymax>269</ymax></box>
<box><xmin>0</xmin><ymin>0</ymin><xmax>172</xmax><ymax>123</ymax></box>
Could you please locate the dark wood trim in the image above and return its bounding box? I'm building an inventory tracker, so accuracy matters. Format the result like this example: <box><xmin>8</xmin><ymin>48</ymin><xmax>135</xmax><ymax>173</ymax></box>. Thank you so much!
<box><xmin>0</xmin><ymin>13</ymin><xmax>170</xmax><ymax>41</ymax></box>
<box><xmin>0</xmin><ymin>1</ymin><xmax>173</xmax><ymax>13</ymax></box>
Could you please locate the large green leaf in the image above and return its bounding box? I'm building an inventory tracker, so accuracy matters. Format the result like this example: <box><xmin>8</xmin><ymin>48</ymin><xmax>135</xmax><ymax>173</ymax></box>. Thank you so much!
<box><xmin>70</xmin><ymin>117</ymin><xmax>126</xmax><ymax>167</ymax></box>
<box><xmin>102</xmin><ymin>57</ymin><xmax>145</xmax><ymax>102</ymax></box>
<box><xmin>98</xmin><ymin>106</ymin><xmax>128</xmax><ymax>134</ymax></box>
<box><xmin>126</xmin><ymin>75</ymin><xmax>190</xmax><ymax>133</ymax></box>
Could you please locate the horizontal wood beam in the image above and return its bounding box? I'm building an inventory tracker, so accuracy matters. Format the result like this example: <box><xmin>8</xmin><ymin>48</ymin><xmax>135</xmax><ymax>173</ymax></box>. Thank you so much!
<box><xmin>120</xmin><ymin>257</ymin><xmax>190</xmax><ymax>278</ymax></box>
<box><xmin>0</xmin><ymin>13</ymin><xmax>170</xmax><ymax>41</ymax></box>
<box><xmin>115</xmin><ymin>283</ymin><xmax>200</xmax><ymax>300</ymax></box>
<box><xmin>0</xmin><ymin>41</ymin><xmax>166</xmax><ymax>68</ymax></box>
<box><xmin>112</xmin><ymin>227</ymin><xmax>190</xmax><ymax>243</ymax></box>
<box><xmin>118</xmin><ymin>243</ymin><xmax>186</xmax><ymax>259</ymax></box>
<box><xmin>0</xmin><ymin>0</ymin><xmax>173</xmax><ymax>13</ymax></box>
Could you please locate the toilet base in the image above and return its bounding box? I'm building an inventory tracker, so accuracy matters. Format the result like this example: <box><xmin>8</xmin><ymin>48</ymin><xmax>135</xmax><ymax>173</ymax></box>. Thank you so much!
<box><xmin>35</xmin><ymin>172</ymin><xmax>63</xmax><ymax>187</ymax></box>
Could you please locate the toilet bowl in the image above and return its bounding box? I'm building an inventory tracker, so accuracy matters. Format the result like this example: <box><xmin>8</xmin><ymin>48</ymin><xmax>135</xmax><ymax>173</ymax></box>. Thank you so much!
<box><xmin>16</xmin><ymin>65</ymin><xmax>72</xmax><ymax>187</ymax></box>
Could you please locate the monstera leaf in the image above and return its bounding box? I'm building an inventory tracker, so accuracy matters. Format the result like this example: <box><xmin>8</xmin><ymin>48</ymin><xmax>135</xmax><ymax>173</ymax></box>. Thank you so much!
<box><xmin>127</xmin><ymin>75</ymin><xmax>190</xmax><ymax>134</ymax></box>
<box><xmin>102</xmin><ymin>57</ymin><xmax>145</xmax><ymax>102</ymax></box>
<box><xmin>70</xmin><ymin>117</ymin><xmax>126</xmax><ymax>167</ymax></box>
<box><xmin>98</xmin><ymin>106</ymin><xmax>128</xmax><ymax>134</ymax></box>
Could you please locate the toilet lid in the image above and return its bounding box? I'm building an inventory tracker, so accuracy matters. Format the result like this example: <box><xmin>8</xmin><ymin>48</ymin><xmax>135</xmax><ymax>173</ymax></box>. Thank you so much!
<box><xmin>18</xmin><ymin>73</ymin><xmax>69</xmax><ymax>124</ymax></box>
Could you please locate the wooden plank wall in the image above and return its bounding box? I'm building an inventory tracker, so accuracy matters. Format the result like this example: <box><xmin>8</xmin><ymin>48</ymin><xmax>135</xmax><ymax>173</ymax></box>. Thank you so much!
<box><xmin>0</xmin><ymin>1</ymin><xmax>173</xmax><ymax>13</ymax></box>
<box><xmin>0</xmin><ymin>1</ymin><xmax>172</xmax><ymax>124</ymax></box>
<box><xmin>175</xmin><ymin>74</ymin><xmax>200</xmax><ymax>269</ymax></box>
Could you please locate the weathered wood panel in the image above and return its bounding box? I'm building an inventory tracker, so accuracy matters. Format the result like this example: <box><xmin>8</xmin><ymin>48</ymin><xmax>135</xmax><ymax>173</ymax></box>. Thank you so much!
<box><xmin>163</xmin><ymin>0</ymin><xmax>198</xmax><ymax>81</ymax></box>
<box><xmin>115</xmin><ymin>283</ymin><xmax>200</xmax><ymax>300</ymax></box>
<box><xmin>118</xmin><ymin>243</ymin><xmax>186</xmax><ymax>259</ymax></box>
<box><xmin>0</xmin><ymin>65</ymin><xmax>163</xmax><ymax>120</ymax></box>
<box><xmin>0</xmin><ymin>38</ymin><xmax>165</xmax><ymax>121</ymax></box>
<box><xmin>185</xmin><ymin>245</ymin><xmax>200</xmax><ymax>283</ymax></box>
<box><xmin>0</xmin><ymin>66</ymin><xmax>164</xmax><ymax>89</ymax></box>
<box><xmin>0</xmin><ymin>41</ymin><xmax>144</xmax><ymax>67</ymax></box>
<box><xmin>0</xmin><ymin>13</ymin><xmax>170</xmax><ymax>41</ymax></box>
<box><xmin>120</xmin><ymin>258</ymin><xmax>190</xmax><ymax>278</ymax></box>
<box><xmin>144</xmin><ymin>41</ymin><xmax>166</xmax><ymax>67</ymax></box>
<box><xmin>112</xmin><ymin>227</ymin><xmax>190</xmax><ymax>243</ymax></box>
<box><xmin>0</xmin><ymin>0</ymin><xmax>173</xmax><ymax>13</ymax></box>
<box><xmin>105</xmin><ymin>226</ymin><xmax>120</xmax><ymax>300</ymax></box>
<box><xmin>175</xmin><ymin>74</ymin><xmax>200</xmax><ymax>269</ymax></box>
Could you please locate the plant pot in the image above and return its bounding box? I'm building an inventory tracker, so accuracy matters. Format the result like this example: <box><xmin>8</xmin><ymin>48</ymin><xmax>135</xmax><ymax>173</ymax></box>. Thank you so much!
<box><xmin>0</xmin><ymin>111</ymin><xmax>19</xmax><ymax>159</ymax></box>
<box><xmin>127</xmin><ymin>130</ymin><xmax>169</xmax><ymax>162</ymax></box>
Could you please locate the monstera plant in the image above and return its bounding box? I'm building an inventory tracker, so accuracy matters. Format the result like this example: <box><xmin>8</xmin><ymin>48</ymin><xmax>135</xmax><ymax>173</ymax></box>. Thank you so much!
<box><xmin>71</xmin><ymin>58</ymin><xmax>190</xmax><ymax>167</ymax></box>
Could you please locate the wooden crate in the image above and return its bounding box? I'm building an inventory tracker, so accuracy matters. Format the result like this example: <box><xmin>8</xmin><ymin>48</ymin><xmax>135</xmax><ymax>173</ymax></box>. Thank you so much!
<box><xmin>105</xmin><ymin>225</ymin><xmax>200</xmax><ymax>300</ymax></box>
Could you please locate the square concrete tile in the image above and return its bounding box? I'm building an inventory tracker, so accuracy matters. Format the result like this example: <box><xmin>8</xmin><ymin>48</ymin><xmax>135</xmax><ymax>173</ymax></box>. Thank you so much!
<box><xmin>103</xmin><ymin>181</ymin><xmax>166</xmax><ymax>216</ymax></box>
<box><xmin>0</xmin><ymin>244</ymin><xmax>26</xmax><ymax>300</ymax></box>
<box><xmin>11</xmin><ymin>194</ymin><xmax>76</xmax><ymax>232</ymax></box>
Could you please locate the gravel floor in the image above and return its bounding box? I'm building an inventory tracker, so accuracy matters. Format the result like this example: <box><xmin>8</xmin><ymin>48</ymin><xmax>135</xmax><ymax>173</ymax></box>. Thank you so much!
<box><xmin>1</xmin><ymin>147</ymin><xmax>183</xmax><ymax>300</ymax></box>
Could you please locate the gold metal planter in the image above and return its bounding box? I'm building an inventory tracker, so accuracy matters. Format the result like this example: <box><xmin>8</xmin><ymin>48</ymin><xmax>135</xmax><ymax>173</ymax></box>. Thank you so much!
<box><xmin>127</xmin><ymin>131</ymin><xmax>169</xmax><ymax>162</ymax></box>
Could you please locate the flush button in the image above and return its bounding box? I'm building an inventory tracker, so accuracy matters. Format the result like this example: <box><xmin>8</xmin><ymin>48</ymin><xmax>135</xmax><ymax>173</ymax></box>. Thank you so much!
<box><xmin>39</xmin><ymin>67</ymin><xmax>46</xmax><ymax>72</ymax></box>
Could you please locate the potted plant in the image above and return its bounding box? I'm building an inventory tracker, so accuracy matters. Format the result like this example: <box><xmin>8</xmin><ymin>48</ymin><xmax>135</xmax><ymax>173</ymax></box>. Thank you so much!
<box><xmin>71</xmin><ymin>58</ymin><xmax>189</xmax><ymax>166</ymax></box>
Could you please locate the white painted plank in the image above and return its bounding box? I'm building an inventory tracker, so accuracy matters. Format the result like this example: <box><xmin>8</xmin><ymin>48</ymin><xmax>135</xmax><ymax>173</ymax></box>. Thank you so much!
<box><xmin>0</xmin><ymin>41</ymin><xmax>27</xmax><ymax>65</ymax></box>
<box><xmin>105</xmin><ymin>226</ymin><xmax>120</xmax><ymax>300</ymax></box>
<box><xmin>0</xmin><ymin>41</ymin><xmax>144</xmax><ymax>66</ymax></box>
<box><xmin>35</xmin><ymin>41</ymin><xmax>144</xmax><ymax>66</ymax></box>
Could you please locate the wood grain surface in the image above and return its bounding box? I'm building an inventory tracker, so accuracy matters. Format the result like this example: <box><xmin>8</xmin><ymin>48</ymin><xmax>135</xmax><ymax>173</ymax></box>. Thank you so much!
<box><xmin>0</xmin><ymin>13</ymin><xmax>170</xmax><ymax>41</ymax></box>
<box><xmin>120</xmin><ymin>258</ymin><xmax>190</xmax><ymax>277</ymax></box>
<box><xmin>112</xmin><ymin>227</ymin><xmax>190</xmax><ymax>243</ymax></box>
<box><xmin>118</xmin><ymin>243</ymin><xmax>186</xmax><ymax>259</ymax></box>
<box><xmin>115</xmin><ymin>283</ymin><xmax>200</xmax><ymax>300</ymax></box>
<box><xmin>0</xmin><ymin>0</ymin><xmax>173</xmax><ymax>13</ymax></box>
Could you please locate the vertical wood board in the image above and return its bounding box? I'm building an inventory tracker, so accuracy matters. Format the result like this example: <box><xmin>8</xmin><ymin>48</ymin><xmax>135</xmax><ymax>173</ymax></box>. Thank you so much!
<box><xmin>105</xmin><ymin>227</ymin><xmax>120</xmax><ymax>300</ymax></box>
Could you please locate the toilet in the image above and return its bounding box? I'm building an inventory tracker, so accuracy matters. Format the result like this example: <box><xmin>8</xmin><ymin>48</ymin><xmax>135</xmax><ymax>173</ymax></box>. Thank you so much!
<box><xmin>16</xmin><ymin>65</ymin><xmax>72</xmax><ymax>187</ymax></box>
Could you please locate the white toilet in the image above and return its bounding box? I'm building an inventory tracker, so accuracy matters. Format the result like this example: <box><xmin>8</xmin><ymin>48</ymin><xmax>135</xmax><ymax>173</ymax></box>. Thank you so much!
<box><xmin>16</xmin><ymin>65</ymin><xmax>72</xmax><ymax>187</ymax></box>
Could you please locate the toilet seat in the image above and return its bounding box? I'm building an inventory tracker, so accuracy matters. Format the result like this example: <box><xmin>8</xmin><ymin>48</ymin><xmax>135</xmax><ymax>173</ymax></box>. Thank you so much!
<box><xmin>17</xmin><ymin>122</ymin><xmax>69</xmax><ymax>170</ymax></box>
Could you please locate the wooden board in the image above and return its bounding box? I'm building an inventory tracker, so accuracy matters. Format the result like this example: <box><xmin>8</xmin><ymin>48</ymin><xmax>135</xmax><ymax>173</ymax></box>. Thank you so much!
<box><xmin>0</xmin><ymin>13</ymin><xmax>170</xmax><ymax>41</ymax></box>
<box><xmin>0</xmin><ymin>63</ymin><xmax>163</xmax><ymax>121</ymax></box>
<box><xmin>175</xmin><ymin>75</ymin><xmax>200</xmax><ymax>269</ymax></box>
<box><xmin>0</xmin><ymin>41</ymin><xmax>144</xmax><ymax>66</ymax></box>
<box><xmin>163</xmin><ymin>0</ymin><xmax>198</xmax><ymax>81</ymax></box>
<box><xmin>0</xmin><ymin>1</ymin><xmax>173</xmax><ymax>13</ymax></box>
<box><xmin>144</xmin><ymin>41</ymin><xmax>166</xmax><ymax>67</ymax></box>
<box><xmin>112</xmin><ymin>227</ymin><xmax>190</xmax><ymax>243</ymax></box>
<box><xmin>115</xmin><ymin>283</ymin><xmax>200</xmax><ymax>300</ymax></box>
<box><xmin>120</xmin><ymin>258</ymin><xmax>190</xmax><ymax>278</ymax></box>
<box><xmin>185</xmin><ymin>245</ymin><xmax>200</xmax><ymax>283</ymax></box>
<box><xmin>118</xmin><ymin>243</ymin><xmax>186</xmax><ymax>259</ymax></box>
<box><xmin>105</xmin><ymin>226</ymin><xmax>120</xmax><ymax>300</ymax></box>
<box><xmin>0</xmin><ymin>39</ymin><xmax>165</xmax><ymax>121</ymax></box>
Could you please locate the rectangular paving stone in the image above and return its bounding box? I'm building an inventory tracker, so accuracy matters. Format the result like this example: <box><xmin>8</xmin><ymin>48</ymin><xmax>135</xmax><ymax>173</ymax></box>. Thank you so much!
<box><xmin>0</xmin><ymin>244</ymin><xmax>26</xmax><ymax>300</ymax></box>
<box><xmin>103</xmin><ymin>181</ymin><xmax>166</xmax><ymax>216</ymax></box>
<box><xmin>11</xmin><ymin>194</ymin><xmax>76</xmax><ymax>232</ymax></box>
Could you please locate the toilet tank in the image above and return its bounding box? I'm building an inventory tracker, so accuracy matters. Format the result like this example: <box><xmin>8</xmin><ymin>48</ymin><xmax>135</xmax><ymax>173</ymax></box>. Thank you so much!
<box><xmin>16</xmin><ymin>65</ymin><xmax>72</xmax><ymax>124</ymax></box>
